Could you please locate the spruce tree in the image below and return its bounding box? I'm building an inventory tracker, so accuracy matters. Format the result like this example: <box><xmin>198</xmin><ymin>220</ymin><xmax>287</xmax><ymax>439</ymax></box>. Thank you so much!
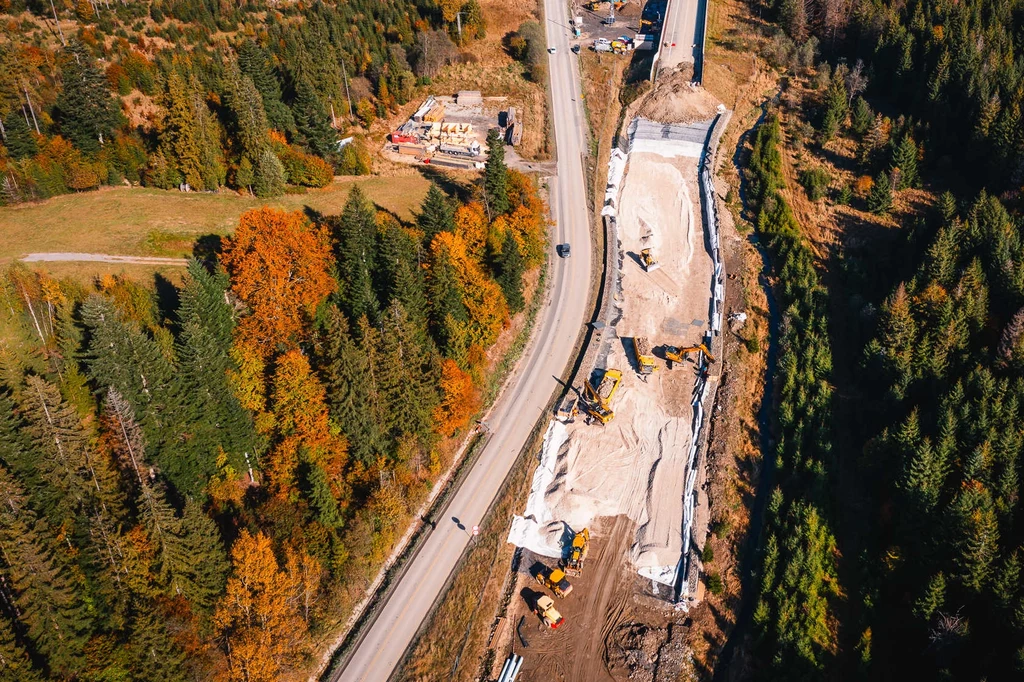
<box><xmin>333</xmin><ymin>185</ymin><xmax>380</xmax><ymax>323</ymax></box>
<box><xmin>237</xmin><ymin>39</ymin><xmax>295</xmax><ymax>134</ymax></box>
<box><xmin>891</xmin><ymin>134</ymin><xmax>919</xmax><ymax>190</ymax></box>
<box><xmin>226</xmin><ymin>65</ymin><xmax>284</xmax><ymax>197</ymax></box>
<box><xmin>417</xmin><ymin>183</ymin><xmax>455</xmax><ymax>246</ymax></box>
<box><xmin>55</xmin><ymin>40</ymin><xmax>118</xmax><ymax>153</ymax></box>
<box><xmin>293</xmin><ymin>76</ymin><xmax>336</xmax><ymax>160</ymax></box>
<box><xmin>819</xmin><ymin>69</ymin><xmax>849</xmax><ymax>143</ymax></box>
<box><xmin>3</xmin><ymin>112</ymin><xmax>38</xmax><ymax>159</ymax></box>
<box><xmin>177</xmin><ymin>498</ymin><xmax>229</xmax><ymax>611</ymax></box>
<box><xmin>496</xmin><ymin>230</ymin><xmax>525</xmax><ymax>313</ymax></box>
<box><xmin>0</xmin><ymin>613</ymin><xmax>43</xmax><ymax>681</ymax></box>
<box><xmin>850</xmin><ymin>96</ymin><xmax>872</xmax><ymax>136</ymax></box>
<box><xmin>161</xmin><ymin>72</ymin><xmax>207</xmax><ymax>190</ymax></box>
<box><xmin>306</xmin><ymin>463</ymin><xmax>343</xmax><ymax>528</ymax></box>
<box><xmin>913</xmin><ymin>572</ymin><xmax>946</xmax><ymax>621</ymax></box>
<box><xmin>427</xmin><ymin>249</ymin><xmax>468</xmax><ymax>356</ymax></box>
<box><xmin>124</xmin><ymin>610</ymin><xmax>189</xmax><ymax>682</ymax></box>
<box><xmin>317</xmin><ymin>306</ymin><xmax>385</xmax><ymax>464</ymax></box>
<box><xmin>0</xmin><ymin>465</ymin><xmax>91</xmax><ymax>674</ymax></box>
<box><xmin>867</xmin><ymin>171</ymin><xmax>893</xmax><ymax>214</ymax></box>
<box><xmin>484</xmin><ymin>128</ymin><xmax>510</xmax><ymax>215</ymax></box>
<box><xmin>378</xmin><ymin>302</ymin><xmax>438</xmax><ymax>443</ymax></box>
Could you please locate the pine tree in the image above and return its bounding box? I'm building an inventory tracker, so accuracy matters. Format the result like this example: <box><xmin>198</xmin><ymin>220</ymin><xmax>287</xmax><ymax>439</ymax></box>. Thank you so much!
<box><xmin>226</xmin><ymin>65</ymin><xmax>284</xmax><ymax>197</ymax></box>
<box><xmin>427</xmin><ymin>247</ymin><xmax>468</xmax><ymax>356</ymax></box>
<box><xmin>0</xmin><ymin>612</ymin><xmax>43</xmax><ymax>681</ymax></box>
<box><xmin>293</xmin><ymin>76</ymin><xmax>336</xmax><ymax>160</ymax></box>
<box><xmin>819</xmin><ymin>67</ymin><xmax>849</xmax><ymax>143</ymax></box>
<box><xmin>176</xmin><ymin>260</ymin><xmax>258</xmax><ymax>472</ymax></box>
<box><xmin>496</xmin><ymin>230</ymin><xmax>525</xmax><ymax>313</ymax></box>
<box><xmin>867</xmin><ymin>171</ymin><xmax>893</xmax><ymax>214</ymax></box>
<box><xmin>177</xmin><ymin>497</ymin><xmax>229</xmax><ymax>610</ymax></box>
<box><xmin>333</xmin><ymin>185</ymin><xmax>380</xmax><ymax>323</ymax></box>
<box><xmin>20</xmin><ymin>375</ymin><xmax>124</xmax><ymax>524</ymax></box>
<box><xmin>55</xmin><ymin>40</ymin><xmax>118</xmax><ymax>153</ymax></box>
<box><xmin>123</xmin><ymin>610</ymin><xmax>189</xmax><ymax>682</ymax></box>
<box><xmin>237</xmin><ymin>40</ymin><xmax>295</xmax><ymax>134</ymax></box>
<box><xmin>377</xmin><ymin>302</ymin><xmax>438</xmax><ymax>443</ymax></box>
<box><xmin>0</xmin><ymin>465</ymin><xmax>91</xmax><ymax>674</ymax></box>
<box><xmin>417</xmin><ymin>183</ymin><xmax>455</xmax><ymax>245</ymax></box>
<box><xmin>913</xmin><ymin>572</ymin><xmax>946</xmax><ymax>621</ymax></box>
<box><xmin>3</xmin><ymin>111</ymin><xmax>38</xmax><ymax>159</ymax></box>
<box><xmin>317</xmin><ymin>306</ymin><xmax>385</xmax><ymax>465</ymax></box>
<box><xmin>306</xmin><ymin>463</ymin><xmax>343</xmax><ymax>528</ymax></box>
<box><xmin>850</xmin><ymin>96</ymin><xmax>872</xmax><ymax>136</ymax></box>
<box><xmin>159</xmin><ymin>72</ymin><xmax>223</xmax><ymax>191</ymax></box>
<box><xmin>949</xmin><ymin>483</ymin><xmax>1000</xmax><ymax>593</ymax></box>
<box><xmin>891</xmin><ymin>134</ymin><xmax>919</xmax><ymax>190</ymax></box>
<box><xmin>484</xmin><ymin>128</ymin><xmax>510</xmax><ymax>215</ymax></box>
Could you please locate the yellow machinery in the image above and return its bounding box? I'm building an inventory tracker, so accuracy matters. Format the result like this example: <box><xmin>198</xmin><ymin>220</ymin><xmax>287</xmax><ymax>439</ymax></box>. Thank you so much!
<box><xmin>665</xmin><ymin>343</ymin><xmax>715</xmax><ymax>368</ymax></box>
<box><xmin>537</xmin><ymin>565</ymin><xmax>574</xmax><ymax>598</ymax></box>
<box><xmin>640</xmin><ymin>248</ymin><xmax>661</xmax><ymax>272</ymax></box>
<box><xmin>582</xmin><ymin>369</ymin><xmax>622</xmax><ymax>424</ymax></box>
<box><xmin>632</xmin><ymin>336</ymin><xmax>657</xmax><ymax>376</ymax></box>
<box><xmin>534</xmin><ymin>594</ymin><xmax>564</xmax><ymax>628</ymax></box>
<box><xmin>563</xmin><ymin>528</ymin><xmax>590</xmax><ymax>577</ymax></box>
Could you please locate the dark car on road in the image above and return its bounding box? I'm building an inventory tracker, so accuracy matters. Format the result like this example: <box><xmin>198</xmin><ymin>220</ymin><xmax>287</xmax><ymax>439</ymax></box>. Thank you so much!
<box><xmin>557</xmin><ymin>243</ymin><xmax>571</xmax><ymax>258</ymax></box>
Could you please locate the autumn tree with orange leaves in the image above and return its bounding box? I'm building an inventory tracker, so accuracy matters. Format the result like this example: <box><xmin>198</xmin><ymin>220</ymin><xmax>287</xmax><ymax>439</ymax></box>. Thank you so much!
<box><xmin>433</xmin><ymin>359</ymin><xmax>478</xmax><ymax>437</ymax></box>
<box><xmin>221</xmin><ymin>208</ymin><xmax>335</xmax><ymax>356</ymax></box>
<box><xmin>214</xmin><ymin>530</ymin><xmax>306</xmax><ymax>682</ymax></box>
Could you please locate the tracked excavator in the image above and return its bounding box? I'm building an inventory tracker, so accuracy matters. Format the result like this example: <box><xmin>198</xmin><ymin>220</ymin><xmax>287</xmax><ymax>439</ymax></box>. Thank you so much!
<box><xmin>582</xmin><ymin>369</ymin><xmax>622</xmax><ymax>424</ymax></box>
<box><xmin>563</xmin><ymin>528</ymin><xmax>590</xmax><ymax>577</ymax></box>
<box><xmin>664</xmin><ymin>343</ymin><xmax>715</xmax><ymax>368</ymax></box>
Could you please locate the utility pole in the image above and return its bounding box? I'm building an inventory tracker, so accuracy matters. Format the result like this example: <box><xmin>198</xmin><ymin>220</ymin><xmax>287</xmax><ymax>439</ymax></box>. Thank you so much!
<box><xmin>23</xmin><ymin>88</ymin><xmax>39</xmax><ymax>135</ymax></box>
<box><xmin>456</xmin><ymin>12</ymin><xmax>463</xmax><ymax>44</ymax></box>
<box><xmin>340</xmin><ymin>59</ymin><xmax>354</xmax><ymax>123</ymax></box>
<box><xmin>48</xmin><ymin>0</ymin><xmax>66</xmax><ymax>47</ymax></box>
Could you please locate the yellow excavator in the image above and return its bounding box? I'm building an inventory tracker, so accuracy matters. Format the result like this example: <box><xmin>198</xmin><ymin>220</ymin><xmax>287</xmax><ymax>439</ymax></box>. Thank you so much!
<box><xmin>631</xmin><ymin>336</ymin><xmax>658</xmax><ymax>376</ymax></box>
<box><xmin>585</xmin><ymin>0</ymin><xmax>626</xmax><ymax>9</ymax></box>
<box><xmin>665</xmin><ymin>343</ymin><xmax>715</xmax><ymax>368</ymax></box>
<box><xmin>582</xmin><ymin>368</ymin><xmax>622</xmax><ymax>424</ymax></box>
<box><xmin>563</xmin><ymin>528</ymin><xmax>590</xmax><ymax>577</ymax></box>
<box><xmin>640</xmin><ymin>248</ymin><xmax>661</xmax><ymax>272</ymax></box>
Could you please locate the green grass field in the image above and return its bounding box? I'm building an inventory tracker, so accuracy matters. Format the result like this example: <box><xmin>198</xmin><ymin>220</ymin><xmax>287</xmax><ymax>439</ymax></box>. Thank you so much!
<box><xmin>0</xmin><ymin>175</ymin><xmax>432</xmax><ymax>263</ymax></box>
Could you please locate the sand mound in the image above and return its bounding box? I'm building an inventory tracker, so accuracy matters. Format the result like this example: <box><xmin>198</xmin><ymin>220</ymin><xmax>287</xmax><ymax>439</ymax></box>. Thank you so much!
<box><xmin>635</xmin><ymin>67</ymin><xmax>721</xmax><ymax>125</ymax></box>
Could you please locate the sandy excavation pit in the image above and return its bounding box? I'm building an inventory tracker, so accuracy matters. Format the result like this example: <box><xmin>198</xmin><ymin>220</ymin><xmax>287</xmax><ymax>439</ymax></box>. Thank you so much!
<box><xmin>509</xmin><ymin>148</ymin><xmax>713</xmax><ymax>589</ymax></box>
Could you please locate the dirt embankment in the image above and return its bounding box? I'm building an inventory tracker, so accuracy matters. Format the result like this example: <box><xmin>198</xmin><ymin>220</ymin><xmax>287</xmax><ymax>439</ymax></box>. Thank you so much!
<box><xmin>631</xmin><ymin>66</ymin><xmax>722</xmax><ymax>125</ymax></box>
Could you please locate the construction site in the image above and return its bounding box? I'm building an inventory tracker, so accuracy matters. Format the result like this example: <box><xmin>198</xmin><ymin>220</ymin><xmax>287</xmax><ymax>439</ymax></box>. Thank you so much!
<box><xmin>383</xmin><ymin>92</ymin><xmax>527</xmax><ymax>171</ymax></box>
<box><xmin>498</xmin><ymin>70</ymin><xmax>725</xmax><ymax>680</ymax></box>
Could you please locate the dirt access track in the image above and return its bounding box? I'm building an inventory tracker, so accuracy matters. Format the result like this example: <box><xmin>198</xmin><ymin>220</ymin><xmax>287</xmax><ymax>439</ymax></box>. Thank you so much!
<box><xmin>501</xmin><ymin>108</ymin><xmax>719</xmax><ymax>679</ymax></box>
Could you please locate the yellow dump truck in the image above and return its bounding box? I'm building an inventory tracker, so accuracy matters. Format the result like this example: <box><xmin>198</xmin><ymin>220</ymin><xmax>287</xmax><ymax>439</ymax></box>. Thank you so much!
<box><xmin>632</xmin><ymin>337</ymin><xmax>657</xmax><ymax>375</ymax></box>
<box><xmin>534</xmin><ymin>594</ymin><xmax>564</xmax><ymax>628</ymax></box>
<box><xmin>537</xmin><ymin>565</ymin><xmax>573</xmax><ymax>598</ymax></box>
<box><xmin>582</xmin><ymin>369</ymin><xmax>622</xmax><ymax>424</ymax></box>
<box><xmin>563</xmin><ymin>528</ymin><xmax>590</xmax><ymax>577</ymax></box>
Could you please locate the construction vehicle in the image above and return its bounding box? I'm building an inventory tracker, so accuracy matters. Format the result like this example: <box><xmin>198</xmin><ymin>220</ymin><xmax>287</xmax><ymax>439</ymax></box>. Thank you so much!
<box><xmin>631</xmin><ymin>336</ymin><xmax>657</xmax><ymax>376</ymax></box>
<box><xmin>533</xmin><ymin>594</ymin><xmax>564</xmax><ymax>628</ymax></box>
<box><xmin>563</xmin><ymin>528</ymin><xmax>590</xmax><ymax>577</ymax></box>
<box><xmin>438</xmin><ymin>141</ymin><xmax>481</xmax><ymax>157</ymax></box>
<box><xmin>536</xmin><ymin>565</ymin><xmax>573</xmax><ymax>598</ymax></box>
<box><xmin>640</xmin><ymin>248</ymin><xmax>661</xmax><ymax>272</ymax></box>
<box><xmin>664</xmin><ymin>343</ymin><xmax>715</xmax><ymax>368</ymax></box>
<box><xmin>582</xmin><ymin>368</ymin><xmax>622</xmax><ymax>424</ymax></box>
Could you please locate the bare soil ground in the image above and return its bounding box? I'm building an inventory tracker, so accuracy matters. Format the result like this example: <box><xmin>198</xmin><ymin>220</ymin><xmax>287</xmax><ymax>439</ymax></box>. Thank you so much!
<box><xmin>507</xmin><ymin>516</ymin><xmax>696</xmax><ymax>682</ymax></box>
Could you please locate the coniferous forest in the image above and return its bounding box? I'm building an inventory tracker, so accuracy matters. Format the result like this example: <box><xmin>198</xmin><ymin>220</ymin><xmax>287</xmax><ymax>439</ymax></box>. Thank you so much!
<box><xmin>0</xmin><ymin>0</ymin><xmax>487</xmax><ymax>203</ymax></box>
<box><xmin>742</xmin><ymin>0</ymin><xmax>1024</xmax><ymax>680</ymax></box>
<box><xmin>0</xmin><ymin>126</ymin><xmax>546</xmax><ymax>678</ymax></box>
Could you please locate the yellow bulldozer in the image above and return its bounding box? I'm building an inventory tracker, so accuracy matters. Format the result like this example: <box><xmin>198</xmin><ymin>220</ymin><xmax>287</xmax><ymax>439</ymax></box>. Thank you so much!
<box><xmin>582</xmin><ymin>368</ymin><xmax>622</xmax><ymax>424</ymax></box>
<box><xmin>664</xmin><ymin>343</ymin><xmax>715</xmax><ymax>368</ymax></box>
<box><xmin>640</xmin><ymin>248</ymin><xmax>661</xmax><ymax>272</ymax></box>
<box><xmin>563</xmin><ymin>528</ymin><xmax>590</xmax><ymax>577</ymax></box>
<box><xmin>537</xmin><ymin>565</ymin><xmax>574</xmax><ymax>598</ymax></box>
<box><xmin>631</xmin><ymin>336</ymin><xmax>658</xmax><ymax>376</ymax></box>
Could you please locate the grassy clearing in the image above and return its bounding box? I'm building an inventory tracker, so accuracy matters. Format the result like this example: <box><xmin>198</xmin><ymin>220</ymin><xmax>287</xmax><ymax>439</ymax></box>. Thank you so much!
<box><xmin>0</xmin><ymin>175</ymin><xmax>431</xmax><ymax>263</ymax></box>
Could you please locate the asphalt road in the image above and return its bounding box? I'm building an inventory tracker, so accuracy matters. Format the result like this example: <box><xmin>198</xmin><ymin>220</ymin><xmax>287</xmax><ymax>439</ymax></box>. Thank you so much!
<box><xmin>334</xmin><ymin>1</ymin><xmax>592</xmax><ymax>679</ymax></box>
<box><xmin>658</xmin><ymin>0</ymin><xmax>706</xmax><ymax>72</ymax></box>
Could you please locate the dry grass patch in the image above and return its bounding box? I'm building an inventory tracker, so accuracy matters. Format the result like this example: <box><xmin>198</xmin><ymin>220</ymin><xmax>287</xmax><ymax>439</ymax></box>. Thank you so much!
<box><xmin>0</xmin><ymin>176</ymin><xmax>431</xmax><ymax>264</ymax></box>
